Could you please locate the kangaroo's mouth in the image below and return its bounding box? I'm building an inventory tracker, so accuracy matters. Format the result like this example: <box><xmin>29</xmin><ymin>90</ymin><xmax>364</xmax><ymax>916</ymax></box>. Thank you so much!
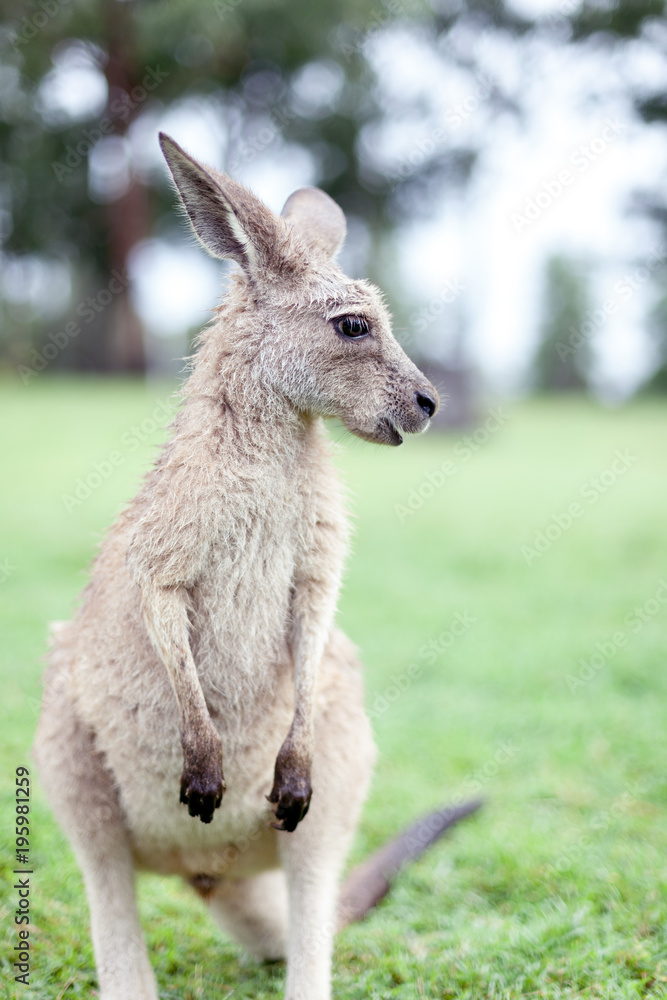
<box><xmin>347</xmin><ymin>416</ymin><xmax>403</xmax><ymax>446</ymax></box>
<box><xmin>379</xmin><ymin>417</ymin><xmax>403</xmax><ymax>446</ymax></box>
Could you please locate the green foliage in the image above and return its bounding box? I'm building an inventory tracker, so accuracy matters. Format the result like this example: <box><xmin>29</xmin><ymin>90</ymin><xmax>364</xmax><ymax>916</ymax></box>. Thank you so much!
<box><xmin>532</xmin><ymin>255</ymin><xmax>591</xmax><ymax>393</ymax></box>
<box><xmin>642</xmin><ymin>287</ymin><xmax>667</xmax><ymax>393</ymax></box>
<box><xmin>571</xmin><ymin>0</ymin><xmax>666</xmax><ymax>43</ymax></box>
<box><xmin>2</xmin><ymin>379</ymin><xmax>667</xmax><ymax>997</ymax></box>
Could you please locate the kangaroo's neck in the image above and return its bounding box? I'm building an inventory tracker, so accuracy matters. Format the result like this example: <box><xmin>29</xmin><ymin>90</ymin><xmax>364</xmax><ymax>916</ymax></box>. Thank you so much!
<box><xmin>179</xmin><ymin>303</ymin><xmax>317</xmax><ymax>463</ymax></box>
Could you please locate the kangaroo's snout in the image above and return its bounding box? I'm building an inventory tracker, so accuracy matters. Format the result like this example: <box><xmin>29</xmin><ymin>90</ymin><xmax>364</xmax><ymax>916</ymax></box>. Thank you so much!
<box><xmin>382</xmin><ymin>374</ymin><xmax>439</xmax><ymax>445</ymax></box>
<box><xmin>416</xmin><ymin>390</ymin><xmax>438</xmax><ymax>419</ymax></box>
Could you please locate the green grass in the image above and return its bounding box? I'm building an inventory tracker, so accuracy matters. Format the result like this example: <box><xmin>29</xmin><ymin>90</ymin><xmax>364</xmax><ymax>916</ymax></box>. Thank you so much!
<box><xmin>2</xmin><ymin>377</ymin><xmax>667</xmax><ymax>999</ymax></box>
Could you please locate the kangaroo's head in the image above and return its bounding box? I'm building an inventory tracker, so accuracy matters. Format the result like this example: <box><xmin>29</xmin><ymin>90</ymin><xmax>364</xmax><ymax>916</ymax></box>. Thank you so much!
<box><xmin>160</xmin><ymin>132</ymin><xmax>439</xmax><ymax>445</ymax></box>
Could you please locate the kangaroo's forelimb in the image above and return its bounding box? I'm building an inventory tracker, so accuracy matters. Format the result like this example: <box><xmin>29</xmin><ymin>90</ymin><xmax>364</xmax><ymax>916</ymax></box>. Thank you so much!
<box><xmin>269</xmin><ymin>513</ymin><xmax>344</xmax><ymax>832</ymax></box>
<box><xmin>140</xmin><ymin>581</ymin><xmax>224</xmax><ymax>822</ymax></box>
<box><xmin>126</xmin><ymin>430</ymin><xmax>228</xmax><ymax>823</ymax></box>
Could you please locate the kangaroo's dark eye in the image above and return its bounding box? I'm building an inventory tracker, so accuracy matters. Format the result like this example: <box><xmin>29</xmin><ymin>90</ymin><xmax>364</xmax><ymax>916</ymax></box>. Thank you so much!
<box><xmin>333</xmin><ymin>315</ymin><xmax>369</xmax><ymax>339</ymax></box>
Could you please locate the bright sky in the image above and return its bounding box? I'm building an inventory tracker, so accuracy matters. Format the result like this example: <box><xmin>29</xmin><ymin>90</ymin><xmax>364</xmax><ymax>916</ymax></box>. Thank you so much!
<box><xmin>374</xmin><ymin>19</ymin><xmax>667</xmax><ymax>396</ymax></box>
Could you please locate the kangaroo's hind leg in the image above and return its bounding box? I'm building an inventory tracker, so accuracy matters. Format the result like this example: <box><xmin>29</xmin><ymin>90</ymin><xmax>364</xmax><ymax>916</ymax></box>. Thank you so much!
<box><xmin>279</xmin><ymin>631</ymin><xmax>376</xmax><ymax>1000</ymax></box>
<box><xmin>34</xmin><ymin>665</ymin><xmax>157</xmax><ymax>1000</ymax></box>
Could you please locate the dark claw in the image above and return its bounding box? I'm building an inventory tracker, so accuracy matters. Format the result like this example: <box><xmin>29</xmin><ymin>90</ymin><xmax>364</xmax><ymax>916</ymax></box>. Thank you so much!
<box><xmin>180</xmin><ymin>769</ymin><xmax>225</xmax><ymax>824</ymax></box>
<box><xmin>267</xmin><ymin>777</ymin><xmax>312</xmax><ymax>833</ymax></box>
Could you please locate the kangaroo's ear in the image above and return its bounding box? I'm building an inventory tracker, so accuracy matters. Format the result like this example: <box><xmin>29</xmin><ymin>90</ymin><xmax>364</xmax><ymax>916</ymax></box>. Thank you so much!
<box><xmin>280</xmin><ymin>187</ymin><xmax>346</xmax><ymax>260</ymax></box>
<box><xmin>159</xmin><ymin>132</ymin><xmax>285</xmax><ymax>278</ymax></box>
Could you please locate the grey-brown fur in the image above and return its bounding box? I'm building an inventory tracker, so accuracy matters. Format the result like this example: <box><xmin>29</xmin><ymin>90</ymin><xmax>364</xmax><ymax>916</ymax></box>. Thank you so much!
<box><xmin>34</xmin><ymin>133</ymin><xmax>442</xmax><ymax>1000</ymax></box>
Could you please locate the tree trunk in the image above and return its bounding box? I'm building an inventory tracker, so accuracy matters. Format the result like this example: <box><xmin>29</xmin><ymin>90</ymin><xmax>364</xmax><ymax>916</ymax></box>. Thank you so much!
<box><xmin>102</xmin><ymin>0</ymin><xmax>148</xmax><ymax>373</ymax></box>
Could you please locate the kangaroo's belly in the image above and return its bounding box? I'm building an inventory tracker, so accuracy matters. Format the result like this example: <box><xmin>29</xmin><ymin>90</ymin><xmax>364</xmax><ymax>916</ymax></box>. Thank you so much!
<box><xmin>123</xmin><ymin>700</ymin><xmax>292</xmax><ymax>874</ymax></box>
<box><xmin>76</xmin><ymin>638</ymin><xmax>295</xmax><ymax>867</ymax></box>
<box><xmin>66</xmin><ymin>502</ymin><xmax>310</xmax><ymax>862</ymax></box>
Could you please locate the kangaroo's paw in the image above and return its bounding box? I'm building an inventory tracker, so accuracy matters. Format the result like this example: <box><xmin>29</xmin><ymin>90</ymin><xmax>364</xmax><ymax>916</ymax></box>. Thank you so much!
<box><xmin>267</xmin><ymin>760</ymin><xmax>312</xmax><ymax>832</ymax></box>
<box><xmin>180</xmin><ymin>734</ymin><xmax>225</xmax><ymax>823</ymax></box>
<box><xmin>180</xmin><ymin>765</ymin><xmax>225</xmax><ymax>823</ymax></box>
<box><xmin>267</xmin><ymin>777</ymin><xmax>311</xmax><ymax>832</ymax></box>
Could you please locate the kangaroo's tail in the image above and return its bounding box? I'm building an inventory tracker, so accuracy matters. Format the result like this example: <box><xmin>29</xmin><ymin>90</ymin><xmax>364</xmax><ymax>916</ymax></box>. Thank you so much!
<box><xmin>336</xmin><ymin>797</ymin><xmax>482</xmax><ymax>931</ymax></box>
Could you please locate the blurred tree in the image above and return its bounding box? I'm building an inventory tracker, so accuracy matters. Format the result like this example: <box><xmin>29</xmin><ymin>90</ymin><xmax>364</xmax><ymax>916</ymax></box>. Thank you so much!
<box><xmin>1</xmin><ymin>0</ymin><xmax>666</xmax><ymax>376</ymax></box>
<box><xmin>643</xmin><ymin>288</ymin><xmax>667</xmax><ymax>392</ymax></box>
<box><xmin>2</xmin><ymin>0</ymin><xmax>464</xmax><ymax>374</ymax></box>
<box><xmin>531</xmin><ymin>255</ymin><xmax>591</xmax><ymax>393</ymax></box>
<box><xmin>569</xmin><ymin>0</ymin><xmax>666</xmax><ymax>44</ymax></box>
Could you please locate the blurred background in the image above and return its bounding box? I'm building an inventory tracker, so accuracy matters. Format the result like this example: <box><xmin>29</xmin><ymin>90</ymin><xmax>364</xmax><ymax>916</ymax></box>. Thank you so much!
<box><xmin>2</xmin><ymin>2</ymin><xmax>667</xmax><ymax>996</ymax></box>
<box><xmin>3</xmin><ymin>0</ymin><xmax>667</xmax><ymax>409</ymax></box>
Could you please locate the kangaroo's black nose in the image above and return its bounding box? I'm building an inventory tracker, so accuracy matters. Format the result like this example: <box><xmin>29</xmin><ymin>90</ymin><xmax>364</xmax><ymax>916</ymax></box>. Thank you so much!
<box><xmin>416</xmin><ymin>392</ymin><xmax>437</xmax><ymax>419</ymax></box>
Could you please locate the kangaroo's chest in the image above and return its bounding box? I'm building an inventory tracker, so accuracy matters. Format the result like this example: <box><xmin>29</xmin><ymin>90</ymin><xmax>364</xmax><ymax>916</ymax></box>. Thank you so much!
<box><xmin>188</xmin><ymin>466</ymin><xmax>316</xmax><ymax>690</ymax></box>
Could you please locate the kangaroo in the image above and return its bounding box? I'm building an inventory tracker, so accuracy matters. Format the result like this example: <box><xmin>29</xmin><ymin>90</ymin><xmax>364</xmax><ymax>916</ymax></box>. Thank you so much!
<box><xmin>34</xmin><ymin>133</ymin><xmax>480</xmax><ymax>1000</ymax></box>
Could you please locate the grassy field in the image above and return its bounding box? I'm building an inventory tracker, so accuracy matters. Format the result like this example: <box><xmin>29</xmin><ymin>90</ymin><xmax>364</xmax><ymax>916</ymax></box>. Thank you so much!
<box><xmin>1</xmin><ymin>377</ymin><xmax>667</xmax><ymax>999</ymax></box>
